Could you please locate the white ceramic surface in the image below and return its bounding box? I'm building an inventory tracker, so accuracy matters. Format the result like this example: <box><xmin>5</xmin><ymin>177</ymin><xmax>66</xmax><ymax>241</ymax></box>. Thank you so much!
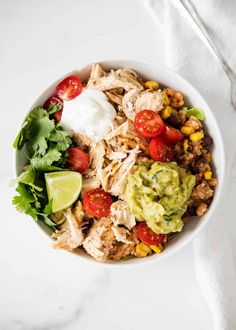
<box><xmin>14</xmin><ymin>59</ymin><xmax>225</xmax><ymax>266</ymax></box>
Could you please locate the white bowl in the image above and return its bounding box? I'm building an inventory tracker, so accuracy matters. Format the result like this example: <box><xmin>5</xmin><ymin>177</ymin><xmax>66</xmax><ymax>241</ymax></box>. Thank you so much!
<box><xmin>14</xmin><ymin>59</ymin><xmax>225</xmax><ymax>266</ymax></box>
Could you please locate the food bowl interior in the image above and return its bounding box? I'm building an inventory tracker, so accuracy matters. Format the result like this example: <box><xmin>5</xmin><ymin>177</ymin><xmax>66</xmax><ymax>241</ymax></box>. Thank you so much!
<box><xmin>15</xmin><ymin>59</ymin><xmax>225</xmax><ymax>266</ymax></box>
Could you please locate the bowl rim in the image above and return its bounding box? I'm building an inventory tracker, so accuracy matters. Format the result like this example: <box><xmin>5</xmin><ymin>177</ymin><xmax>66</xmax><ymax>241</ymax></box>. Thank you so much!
<box><xmin>13</xmin><ymin>58</ymin><xmax>226</xmax><ymax>267</ymax></box>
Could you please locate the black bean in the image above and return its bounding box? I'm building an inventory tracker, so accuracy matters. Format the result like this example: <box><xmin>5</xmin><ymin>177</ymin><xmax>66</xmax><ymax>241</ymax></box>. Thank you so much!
<box><xmin>166</xmin><ymin>115</ymin><xmax>180</xmax><ymax>128</ymax></box>
<box><xmin>186</xmin><ymin>205</ymin><xmax>197</xmax><ymax>216</ymax></box>
<box><xmin>189</xmin><ymin>165</ymin><xmax>199</xmax><ymax>174</ymax></box>
<box><xmin>202</xmin><ymin>135</ymin><xmax>213</xmax><ymax>149</ymax></box>
<box><xmin>195</xmin><ymin>156</ymin><xmax>207</xmax><ymax>164</ymax></box>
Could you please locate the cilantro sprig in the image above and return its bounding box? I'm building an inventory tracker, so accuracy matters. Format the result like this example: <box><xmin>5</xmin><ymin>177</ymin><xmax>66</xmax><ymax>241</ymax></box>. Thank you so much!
<box><xmin>12</xmin><ymin>106</ymin><xmax>73</xmax><ymax>226</ymax></box>
<box><xmin>14</xmin><ymin>107</ymin><xmax>72</xmax><ymax>170</ymax></box>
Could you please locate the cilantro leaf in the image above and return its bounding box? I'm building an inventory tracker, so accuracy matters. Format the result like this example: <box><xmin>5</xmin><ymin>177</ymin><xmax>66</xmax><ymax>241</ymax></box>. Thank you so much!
<box><xmin>40</xmin><ymin>214</ymin><xmax>57</xmax><ymax>227</ymax></box>
<box><xmin>13</xmin><ymin>121</ymin><xmax>29</xmax><ymax>149</ymax></box>
<box><xmin>43</xmin><ymin>199</ymin><xmax>53</xmax><ymax>215</ymax></box>
<box><xmin>28</xmin><ymin>116</ymin><xmax>55</xmax><ymax>155</ymax></box>
<box><xmin>14</xmin><ymin>167</ymin><xmax>43</xmax><ymax>191</ymax></box>
<box><xmin>27</xmin><ymin>107</ymin><xmax>48</xmax><ymax>121</ymax></box>
<box><xmin>49</xmin><ymin>128</ymin><xmax>72</xmax><ymax>151</ymax></box>
<box><xmin>38</xmin><ymin>199</ymin><xmax>57</xmax><ymax>227</ymax></box>
<box><xmin>30</xmin><ymin>146</ymin><xmax>61</xmax><ymax>171</ymax></box>
<box><xmin>12</xmin><ymin>184</ymin><xmax>38</xmax><ymax>219</ymax></box>
<box><xmin>13</xmin><ymin>107</ymin><xmax>51</xmax><ymax>151</ymax></box>
<box><xmin>12</xmin><ymin>183</ymin><xmax>56</xmax><ymax>227</ymax></box>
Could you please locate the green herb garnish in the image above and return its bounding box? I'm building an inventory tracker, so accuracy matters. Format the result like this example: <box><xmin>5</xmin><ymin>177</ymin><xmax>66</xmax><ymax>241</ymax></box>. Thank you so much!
<box><xmin>12</xmin><ymin>107</ymin><xmax>72</xmax><ymax>226</ymax></box>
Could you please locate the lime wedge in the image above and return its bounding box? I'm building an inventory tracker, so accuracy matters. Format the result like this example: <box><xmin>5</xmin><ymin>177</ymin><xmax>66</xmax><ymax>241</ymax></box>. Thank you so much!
<box><xmin>45</xmin><ymin>171</ymin><xmax>82</xmax><ymax>213</ymax></box>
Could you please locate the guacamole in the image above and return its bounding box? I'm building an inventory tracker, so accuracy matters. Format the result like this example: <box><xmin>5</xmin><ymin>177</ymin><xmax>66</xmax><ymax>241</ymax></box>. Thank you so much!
<box><xmin>125</xmin><ymin>162</ymin><xmax>196</xmax><ymax>234</ymax></box>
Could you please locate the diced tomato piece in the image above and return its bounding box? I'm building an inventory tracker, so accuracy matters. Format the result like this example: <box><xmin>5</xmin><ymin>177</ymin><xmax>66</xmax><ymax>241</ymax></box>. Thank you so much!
<box><xmin>137</xmin><ymin>222</ymin><xmax>166</xmax><ymax>245</ymax></box>
<box><xmin>56</xmin><ymin>75</ymin><xmax>83</xmax><ymax>101</ymax></box>
<box><xmin>43</xmin><ymin>96</ymin><xmax>63</xmax><ymax>122</ymax></box>
<box><xmin>134</xmin><ymin>110</ymin><xmax>165</xmax><ymax>138</ymax></box>
<box><xmin>148</xmin><ymin>136</ymin><xmax>174</xmax><ymax>162</ymax></box>
<box><xmin>83</xmin><ymin>188</ymin><xmax>113</xmax><ymax>217</ymax></box>
<box><xmin>66</xmin><ymin>147</ymin><xmax>89</xmax><ymax>173</ymax></box>
<box><xmin>162</xmin><ymin>125</ymin><xmax>184</xmax><ymax>144</ymax></box>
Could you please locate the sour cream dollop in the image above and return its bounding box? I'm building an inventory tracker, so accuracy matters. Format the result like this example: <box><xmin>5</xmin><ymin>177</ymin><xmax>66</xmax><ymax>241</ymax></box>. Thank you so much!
<box><xmin>60</xmin><ymin>89</ymin><xmax>116</xmax><ymax>141</ymax></box>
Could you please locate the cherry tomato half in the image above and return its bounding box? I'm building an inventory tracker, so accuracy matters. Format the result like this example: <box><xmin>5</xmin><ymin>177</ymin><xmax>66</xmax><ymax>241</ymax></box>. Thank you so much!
<box><xmin>161</xmin><ymin>125</ymin><xmax>184</xmax><ymax>144</ymax></box>
<box><xmin>137</xmin><ymin>222</ymin><xmax>166</xmax><ymax>245</ymax></box>
<box><xmin>66</xmin><ymin>147</ymin><xmax>89</xmax><ymax>173</ymax></box>
<box><xmin>134</xmin><ymin>110</ymin><xmax>165</xmax><ymax>138</ymax></box>
<box><xmin>43</xmin><ymin>96</ymin><xmax>63</xmax><ymax>122</ymax></box>
<box><xmin>148</xmin><ymin>136</ymin><xmax>174</xmax><ymax>162</ymax></box>
<box><xmin>56</xmin><ymin>75</ymin><xmax>83</xmax><ymax>101</ymax></box>
<box><xmin>83</xmin><ymin>188</ymin><xmax>113</xmax><ymax>218</ymax></box>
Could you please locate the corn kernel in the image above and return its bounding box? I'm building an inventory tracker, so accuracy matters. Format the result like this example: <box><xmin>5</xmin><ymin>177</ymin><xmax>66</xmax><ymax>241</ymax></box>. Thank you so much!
<box><xmin>161</xmin><ymin>106</ymin><xmax>173</xmax><ymax>119</ymax></box>
<box><xmin>150</xmin><ymin>244</ymin><xmax>163</xmax><ymax>254</ymax></box>
<box><xmin>163</xmin><ymin>93</ymin><xmax>170</xmax><ymax>106</ymax></box>
<box><xmin>144</xmin><ymin>80</ymin><xmax>159</xmax><ymax>90</ymax></box>
<box><xmin>190</xmin><ymin>131</ymin><xmax>204</xmax><ymax>142</ymax></box>
<box><xmin>204</xmin><ymin>171</ymin><xmax>212</xmax><ymax>180</ymax></box>
<box><xmin>181</xmin><ymin>126</ymin><xmax>195</xmax><ymax>135</ymax></box>
<box><xmin>183</xmin><ymin>139</ymin><xmax>188</xmax><ymax>152</ymax></box>
<box><xmin>135</xmin><ymin>243</ymin><xmax>151</xmax><ymax>257</ymax></box>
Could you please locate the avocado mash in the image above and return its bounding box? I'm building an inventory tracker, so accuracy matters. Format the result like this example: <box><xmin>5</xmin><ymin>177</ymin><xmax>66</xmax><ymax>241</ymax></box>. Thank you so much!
<box><xmin>125</xmin><ymin>162</ymin><xmax>196</xmax><ymax>234</ymax></box>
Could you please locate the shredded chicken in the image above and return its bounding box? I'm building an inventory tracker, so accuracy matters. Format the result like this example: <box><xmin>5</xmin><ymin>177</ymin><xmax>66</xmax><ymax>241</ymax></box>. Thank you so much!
<box><xmin>51</xmin><ymin>230</ymin><xmax>72</xmax><ymax>251</ymax></box>
<box><xmin>89</xmin><ymin>63</ymin><xmax>106</xmax><ymax>79</ymax></box>
<box><xmin>73</xmin><ymin>132</ymin><xmax>93</xmax><ymax>148</ymax></box>
<box><xmin>101</xmin><ymin>146</ymin><xmax>139</xmax><ymax>196</ymax></box>
<box><xmin>122</xmin><ymin>89</ymin><xmax>164</xmax><ymax>121</ymax></box>
<box><xmin>111</xmin><ymin>226</ymin><xmax>132</xmax><ymax>244</ymax></box>
<box><xmin>135</xmin><ymin>90</ymin><xmax>164</xmax><ymax>112</ymax></box>
<box><xmin>82</xmin><ymin>217</ymin><xmax>115</xmax><ymax>262</ymax></box>
<box><xmin>81</xmin><ymin>176</ymin><xmax>100</xmax><ymax>198</ymax></box>
<box><xmin>85</xmin><ymin>140</ymin><xmax>106</xmax><ymax>178</ymax></box>
<box><xmin>83</xmin><ymin>217</ymin><xmax>138</xmax><ymax>262</ymax></box>
<box><xmin>52</xmin><ymin>202</ymin><xmax>84</xmax><ymax>251</ymax></box>
<box><xmin>110</xmin><ymin>200</ymin><xmax>136</xmax><ymax>230</ymax></box>
<box><xmin>105</xmin><ymin>120</ymin><xmax>146</xmax><ymax>151</ymax></box>
<box><xmin>87</xmin><ymin>67</ymin><xmax>144</xmax><ymax>92</ymax></box>
<box><xmin>112</xmin><ymin>228</ymin><xmax>139</xmax><ymax>261</ymax></box>
<box><xmin>105</xmin><ymin>89</ymin><xmax>123</xmax><ymax>106</ymax></box>
<box><xmin>101</xmin><ymin>120</ymin><xmax>143</xmax><ymax>195</ymax></box>
<box><xmin>106</xmin><ymin>151</ymin><xmax>127</xmax><ymax>160</ymax></box>
<box><xmin>112</xmin><ymin>243</ymin><xmax>135</xmax><ymax>261</ymax></box>
<box><xmin>99</xmin><ymin>160</ymin><xmax>121</xmax><ymax>192</ymax></box>
<box><xmin>73</xmin><ymin>132</ymin><xmax>106</xmax><ymax>190</ymax></box>
<box><xmin>121</xmin><ymin>89</ymin><xmax>139</xmax><ymax>121</ymax></box>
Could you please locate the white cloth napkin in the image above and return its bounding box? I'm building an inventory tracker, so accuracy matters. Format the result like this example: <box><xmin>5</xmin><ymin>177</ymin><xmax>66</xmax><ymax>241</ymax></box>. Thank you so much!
<box><xmin>145</xmin><ymin>0</ymin><xmax>236</xmax><ymax>329</ymax></box>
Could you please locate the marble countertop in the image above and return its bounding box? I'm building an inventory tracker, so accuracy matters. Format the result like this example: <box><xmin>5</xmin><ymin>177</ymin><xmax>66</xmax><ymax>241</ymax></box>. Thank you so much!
<box><xmin>1</xmin><ymin>0</ymin><xmax>235</xmax><ymax>329</ymax></box>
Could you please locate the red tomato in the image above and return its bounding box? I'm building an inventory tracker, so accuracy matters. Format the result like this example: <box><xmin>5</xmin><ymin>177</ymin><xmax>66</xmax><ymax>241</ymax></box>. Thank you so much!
<box><xmin>56</xmin><ymin>75</ymin><xmax>83</xmax><ymax>101</ymax></box>
<box><xmin>43</xmin><ymin>96</ymin><xmax>63</xmax><ymax>122</ymax></box>
<box><xmin>148</xmin><ymin>136</ymin><xmax>174</xmax><ymax>162</ymax></box>
<box><xmin>83</xmin><ymin>188</ymin><xmax>113</xmax><ymax>217</ymax></box>
<box><xmin>66</xmin><ymin>147</ymin><xmax>89</xmax><ymax>173</ymax></box>
<box><xmin>134</xmin><ymin>110</ymin><xmax>165</xmax><ymax>138</ymax></box>
<box><xmin>162</xmin><ymin>125</ymin><xmax>184</xmax><ymax>144</ymax></box>
<box><xmin>137</xmin><ymin>222</ymin><xmax>166</xmax><ymax>245</ymax></box>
